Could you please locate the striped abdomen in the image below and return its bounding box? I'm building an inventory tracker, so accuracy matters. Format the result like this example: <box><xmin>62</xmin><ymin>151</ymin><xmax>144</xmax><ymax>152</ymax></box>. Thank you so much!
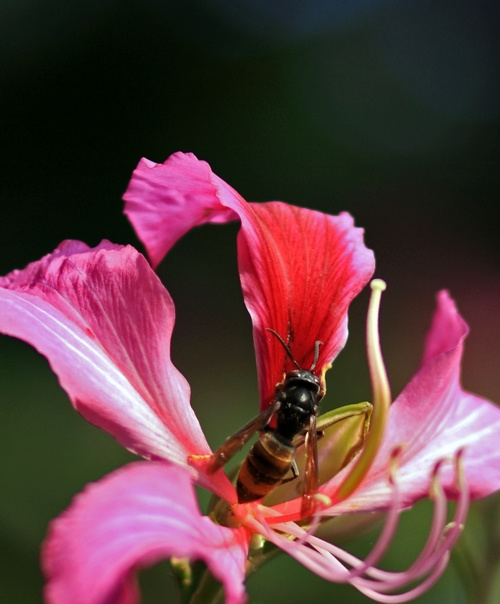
<box><xmin>236</xmin><ymin>431</ymin><xmax>295</xmax><ymax>502</ymax></box>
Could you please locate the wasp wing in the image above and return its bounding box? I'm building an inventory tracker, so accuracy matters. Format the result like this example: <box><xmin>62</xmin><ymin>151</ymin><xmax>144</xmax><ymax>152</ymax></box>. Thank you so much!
<box><xmin>207</xmin><ymin>400</ymin><xmax>281</xmax><ymax>474</ymax></box>
<box><xmin>301</xmin><ymin>413</ymin><xmax>319</xmax><ymax>517</ymax></box>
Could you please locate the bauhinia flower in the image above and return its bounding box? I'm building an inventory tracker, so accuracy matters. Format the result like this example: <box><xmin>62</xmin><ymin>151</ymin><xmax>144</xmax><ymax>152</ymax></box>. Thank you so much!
<box><xmin>0</xmin><ymin>153</ymin><xmax>498</xmax><ymax>604</ymax></box>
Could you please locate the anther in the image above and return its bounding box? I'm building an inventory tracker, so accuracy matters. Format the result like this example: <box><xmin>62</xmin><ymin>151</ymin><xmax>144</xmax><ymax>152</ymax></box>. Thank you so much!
<box><xmin>312</xmin><ymin>493</ymin><xmax>332</xmax><ymax>507</ymax></box>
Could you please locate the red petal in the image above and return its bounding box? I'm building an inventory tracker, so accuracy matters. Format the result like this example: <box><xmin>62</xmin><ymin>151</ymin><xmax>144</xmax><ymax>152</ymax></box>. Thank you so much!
<box><xmin>238</xmin><ymin>203</ymin><xmax>374</xmax><ymax>407</ymax></box>
<box><xmin>43</xmin><ymin>462</ymin><xmax>249</xmax><ymax>604</ymax></box>
<box><xmin>124</xmin><ymin>152</ymin><xmax>375</xmax><ymax>407</ymax></box>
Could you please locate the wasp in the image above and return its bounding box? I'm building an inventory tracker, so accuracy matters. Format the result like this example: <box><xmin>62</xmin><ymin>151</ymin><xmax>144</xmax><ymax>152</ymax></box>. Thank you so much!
<box><xmin>208</xmin><ymin>329</ymin><xmax>326</xmax><ymax>514</ymax></box>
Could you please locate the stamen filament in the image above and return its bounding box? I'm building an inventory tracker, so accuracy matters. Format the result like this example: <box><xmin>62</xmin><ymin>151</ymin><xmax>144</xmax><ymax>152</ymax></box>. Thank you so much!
<box><xmin>346</xmin><ymin>447</ymin><xmax>404</xmax><ymax>580</ymax></box>
<box><xmin>355</xmin><ymin>459</ymin><xmax>451</xmax><ymax>591</ymax></box>
<box><xmin>354</xmin><ymin>553</ymin><xmax>450</xmax><ymax>603</ymax></box>
<box><xmin>335</xmin><ymin>279</ymin><xmax>391</xmax><ymax>501</ymax></box>
<box><xmin>295</xmin><ymin>494</ymin><xmax>332</xmax><ymax>546</ymax></box>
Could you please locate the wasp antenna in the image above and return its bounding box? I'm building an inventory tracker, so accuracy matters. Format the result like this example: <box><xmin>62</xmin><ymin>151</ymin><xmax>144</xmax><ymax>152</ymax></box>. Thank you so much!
<box><xmin>309</xmin><ymin>340</ymin><xmax>323</xmax><ymax>372</ymax></box>
<box><xmin>266</xmin><ymin>328</ymin><xmax>302</xmax><ymax>370</ymax></box>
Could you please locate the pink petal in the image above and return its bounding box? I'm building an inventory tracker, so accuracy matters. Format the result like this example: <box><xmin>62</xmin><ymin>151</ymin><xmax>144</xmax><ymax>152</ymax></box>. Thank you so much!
<box><xmin>123</xmin><ymin>153</ymin><xmax>238</xmax><ymax>267</ymax></box>
<box><xmin>327</xmin><ymin>291</ymin><xmax>500</xmax><ymax>513</ymax></box>
<box><xmin>0</xmin><ymin>241</ymin><xmax>209</xmax><ymax>466</ymax></box>
<box><xmin>43</xmin><ymin>462</ymin><xmax>249</xmax><ymax>604</ymax></box>
<box><xmin>124</xmin><ymin>152</ymin><xmax>375</xmax><ymax>407</ymax></box>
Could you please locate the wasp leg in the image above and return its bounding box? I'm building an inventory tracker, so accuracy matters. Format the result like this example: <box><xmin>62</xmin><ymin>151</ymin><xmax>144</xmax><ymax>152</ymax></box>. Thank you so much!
<box><xmin>291</xmin><ymin>429</ymin><xmax>324</xmax><ymax>450</ymax></box>
<box><xmin>301</xmin><ymin>414</ymin><xmax>319</xmax><ymax>517</ymax></box>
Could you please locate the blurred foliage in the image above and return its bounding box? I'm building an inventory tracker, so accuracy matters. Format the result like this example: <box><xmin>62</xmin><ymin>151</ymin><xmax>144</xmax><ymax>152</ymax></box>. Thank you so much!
<box><xmin>1</xmin><ymin>0</ymin><xmax>499</xmax><ymax>602</ymax></box>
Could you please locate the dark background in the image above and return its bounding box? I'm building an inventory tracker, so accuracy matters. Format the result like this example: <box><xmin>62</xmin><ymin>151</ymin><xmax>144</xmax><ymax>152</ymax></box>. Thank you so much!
<box><xmin>1</xmin><ymin>0</ymin><xmax>499</xmax><ymax>602</ymax></box>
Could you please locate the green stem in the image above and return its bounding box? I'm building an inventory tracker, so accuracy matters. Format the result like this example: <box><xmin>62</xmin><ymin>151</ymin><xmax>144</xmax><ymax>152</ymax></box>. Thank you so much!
<box><xmin>188</xmin><ymin>567</ymin><xmax>225</xmax><ymax>604</ymax></box>
<box><xmin>185</xmin><ymin>540</ymin><xmax>281</xmax><ymax>604</ymax></box>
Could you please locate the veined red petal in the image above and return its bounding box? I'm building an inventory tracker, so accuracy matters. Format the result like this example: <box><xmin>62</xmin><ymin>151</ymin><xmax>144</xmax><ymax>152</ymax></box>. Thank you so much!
<box><xmin>239</xmin><ymin>203</ymin><xmax>374</xmax><ymax>407</ymax></box>
<box><xmin>0</xmin><ymin>241</ymin><xmax>209</xmax><ymax>466</ymax></box>
<box><xmin>124</xmin><ymin>152</ymin><xmax>375</xmax><ymax>407</ymax></box>
<box><xmin>322</xmin><ymin>290</ymin><xmax>500</xmax><ymax>513</ymax></box>
<box><xmin>43</xmin><ymin>462</ymin><xmax>249</xmax><ymax>604</ymax></box>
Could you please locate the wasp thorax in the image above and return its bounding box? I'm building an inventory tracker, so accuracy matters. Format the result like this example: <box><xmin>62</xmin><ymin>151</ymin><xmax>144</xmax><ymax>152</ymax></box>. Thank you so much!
<box><xmin>275</xmin><ymin>370</ymin><xmax>322</xmax><ymax>440</ymax></box>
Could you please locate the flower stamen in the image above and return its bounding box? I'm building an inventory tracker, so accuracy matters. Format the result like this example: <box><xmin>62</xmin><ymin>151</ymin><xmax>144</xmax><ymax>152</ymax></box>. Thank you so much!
<box><xmin>294</xmin><ymin>493</ymin><xmax>333</xmax><ymax>545</ymax></box>
<box><xmin>351</xmin><ymin>448</ymin><xmax>469</xmax><ymax>601</ymax></box>
<box><xmin>346</xmin><ymin>446</ymin><xmax>405</xmax><ymax>580</ymax></box>
<box><xmin>253</xmin><ymin>448</ymin><xmax>470</xmax><ymax>603</ymax></box>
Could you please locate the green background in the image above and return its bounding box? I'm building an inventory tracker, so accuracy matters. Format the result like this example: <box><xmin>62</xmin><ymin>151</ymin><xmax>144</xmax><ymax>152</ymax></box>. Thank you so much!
<box><xmin>1</xmin><ymin>0</ymin><xmax>500</xmax><ymax>602</ymax></box>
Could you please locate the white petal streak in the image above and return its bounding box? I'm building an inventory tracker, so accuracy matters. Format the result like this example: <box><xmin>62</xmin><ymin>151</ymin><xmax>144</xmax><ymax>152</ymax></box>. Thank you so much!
<box><xmin>1</xmin><ymin>289</ymin><xmax>187</xmax><ymax>464</ymax></box>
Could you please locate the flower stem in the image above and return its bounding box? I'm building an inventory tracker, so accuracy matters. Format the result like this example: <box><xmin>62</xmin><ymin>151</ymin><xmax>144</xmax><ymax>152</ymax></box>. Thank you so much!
<box><xmin>188</xmin><ymin>567</ymin><xmax>225</xmax><ymax>604</ymax></box>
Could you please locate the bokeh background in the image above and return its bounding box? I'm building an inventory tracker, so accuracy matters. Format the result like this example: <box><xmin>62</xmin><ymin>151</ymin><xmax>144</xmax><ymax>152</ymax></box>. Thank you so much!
<box><xmin>1</xmin><ymin>0</ymin><xmax>500</xmax><ymax>602</ymax></box>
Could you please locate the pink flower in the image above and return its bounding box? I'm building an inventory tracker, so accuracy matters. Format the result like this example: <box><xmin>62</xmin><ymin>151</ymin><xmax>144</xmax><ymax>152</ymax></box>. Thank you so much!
<box><xmin>0</xmin><ymin>153</ymin><xmax>498</xmax><ymax>604</ymax></box>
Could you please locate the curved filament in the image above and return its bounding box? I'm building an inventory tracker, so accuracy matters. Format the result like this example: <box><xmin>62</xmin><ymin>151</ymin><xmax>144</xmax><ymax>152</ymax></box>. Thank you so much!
<box><xmin>252</xmin><ymin>448</ymin><xmax>469</xmax><ymax>603</ymax></box>
<box><xmin>334</xmin><ymin>279</ymin><xmax>391</xmax><ymax>502</ymax></box>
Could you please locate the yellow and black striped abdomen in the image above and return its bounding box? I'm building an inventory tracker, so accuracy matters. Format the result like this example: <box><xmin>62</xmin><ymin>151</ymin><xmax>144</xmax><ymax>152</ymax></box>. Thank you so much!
<box><xmin>237</xmin><ymin>432</ymin><xmax>295</xmax><ymax>502</ymax></box>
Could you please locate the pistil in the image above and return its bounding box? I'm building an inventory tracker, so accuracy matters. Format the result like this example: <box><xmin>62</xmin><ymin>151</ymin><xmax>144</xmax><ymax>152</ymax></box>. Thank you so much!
<box><xmin>334</xmin><ymin>278</ymin><xmax>391</xmax><ymax>502</ymax></box>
